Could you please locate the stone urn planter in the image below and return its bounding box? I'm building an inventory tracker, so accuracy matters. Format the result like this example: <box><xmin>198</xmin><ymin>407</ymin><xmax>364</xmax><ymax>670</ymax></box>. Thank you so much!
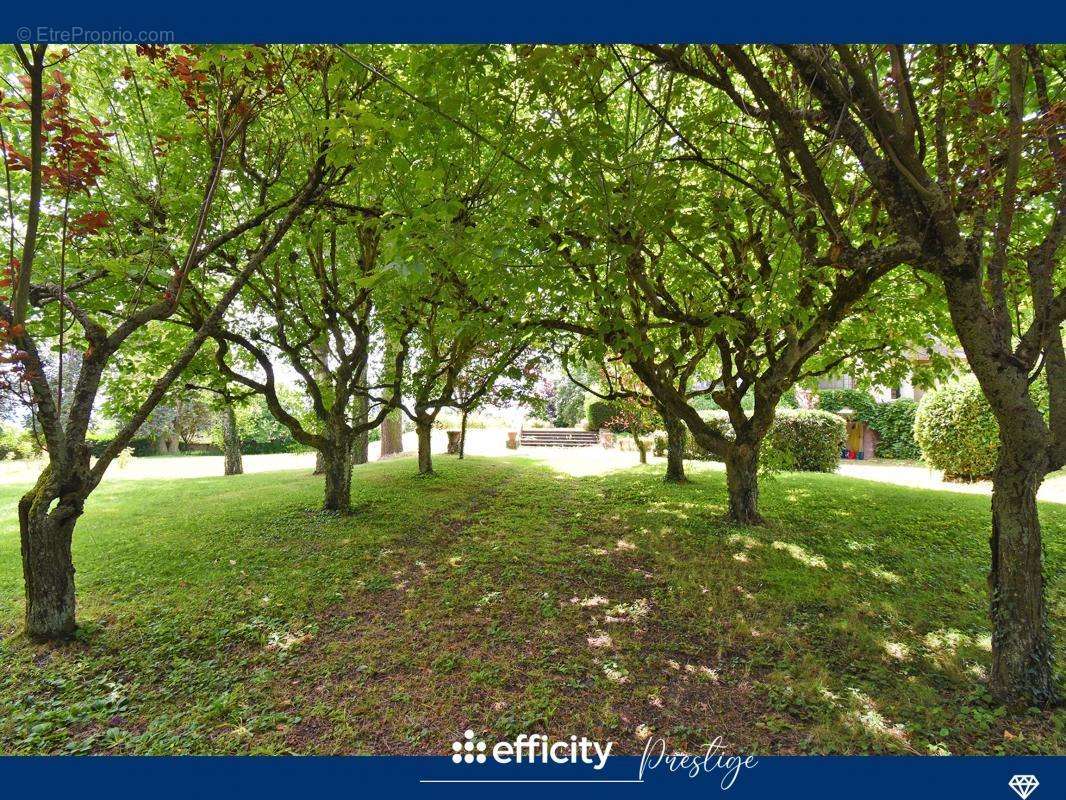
<box><xmin>506</xmin><ymin>431</ymin><xmax>519</xmax><ymax>449</ymax></box>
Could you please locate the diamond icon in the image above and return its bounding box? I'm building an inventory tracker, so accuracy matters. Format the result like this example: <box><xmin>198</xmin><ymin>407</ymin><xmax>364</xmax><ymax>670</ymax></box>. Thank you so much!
<box><xmin>1008</xmin><ymin>775</ymin><xmax>1039</xmax><ymax>799</ymax></box>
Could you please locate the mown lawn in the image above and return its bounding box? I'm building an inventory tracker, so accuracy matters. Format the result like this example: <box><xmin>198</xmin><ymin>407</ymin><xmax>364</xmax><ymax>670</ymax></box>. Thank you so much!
<box><xmin>0</xmin><ymin>455</ymin><xmax>1063</xmax><ymax>755</ymax></box>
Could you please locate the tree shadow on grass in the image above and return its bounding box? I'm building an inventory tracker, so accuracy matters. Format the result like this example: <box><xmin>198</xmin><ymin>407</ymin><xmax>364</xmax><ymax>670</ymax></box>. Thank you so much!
<box><xmin>0</xmin><ymin>456</ymin><xmax>1061</xmax><ymax>754</ymax></box>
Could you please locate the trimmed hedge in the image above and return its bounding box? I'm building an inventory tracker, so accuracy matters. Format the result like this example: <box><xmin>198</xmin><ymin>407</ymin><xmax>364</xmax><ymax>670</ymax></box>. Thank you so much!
<box><xmin>766</xmin><ymin>410</ymin><xmax>846</xmax><ymax>472</ymax></box>
<box><xmin>240</xmin><ymin>438</ymin><xmax>308</xmax><ymax>454</ymax></box>
<box><xmin>86</xmin><ymin>435</ymin><xmax>155</xmax><ymax>457</ymax></box>
<box><xmin>652</xmin><ymin>409</ymin><xmax>845</xmax><ymax>473</ymax></box>
<box><xmin>913</xmin><ymin>378</ymin><xmax>999</xmax><ymax>481</ymax></box>
<box><xmin>85</xmin><ymin>434</ymin><xmax>307</xmax><ymax>458</ymax></box>
<box><xmin>818</xmin><ymin>389</ymin><xmax>921</xmax><ymax>460</ymax></box>
<box><xmin>866</xmin><ymin>399</ymin><xmax>921</xmax><ymax>459</ymax></box>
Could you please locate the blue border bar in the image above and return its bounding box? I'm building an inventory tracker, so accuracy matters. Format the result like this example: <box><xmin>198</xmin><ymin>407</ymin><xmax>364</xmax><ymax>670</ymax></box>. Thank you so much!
<box><xmin>3</xmin><ymin>3</ymin><xmax>1064</xmax><ymax>797</ymax></box>
<box><xmin>0</xmin><ymin>755</ymin><xmax>1062</xmax><ymax>799</ymax></box>
<box><xmin>8</xmin><ymin>0</ymin><xmax>1066</xmax><ymax>44</ymax></box>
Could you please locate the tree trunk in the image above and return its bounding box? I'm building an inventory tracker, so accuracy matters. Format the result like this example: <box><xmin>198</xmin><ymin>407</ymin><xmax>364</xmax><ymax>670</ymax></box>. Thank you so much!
<box><xmin>724</xmin><ymin>442</ymin><xmax>762</xmax><ymax>525</ymax></box>
<box><xmin>988</xmin><ymin>447</ymin><xmax>1056</xmax><ymax>706</ymax></box>
<box><xmin>939</xmin><ymin>274</ymin><xmax>1059</xmax><ymax>705</ymax></box>
<box><xmin>352</xmin><ymin>359</ymin><xmax>369</xmax><ymax>465</ymax></box>
<box><xmin>222</xmin><ymin>404</ymin><xmax>243</xmax><ymax>476</ymax></box>
<box><xmin>662</xmin><ymin>411</ymin><xmax>687</xmax><ymax>483</ymax></box>
<box><xmin>19</xmin><ymin>471</ymin><xmax>79</xmax><ymax>640</ymax></box>
<box><xmin>416</xmin><ymin>420</ymin><xmax>433</xmax><ymax>476</ymax></box>
<box><xmin>312</xmin><ymin>335</ymin><xmax>331</xmax><ymax>475</ymax></box>
<box><xmin>352</xmin><ymin>430</ymin><xmax>369</xmax><ymax>465</ymax></box>
<box><xmin>379</xmin><ymin>411</ymin><xmax>403</xmax><ymax>457</ymax></box>
<box><xmin>379</xmin><ymin>332</ymin><xmax>404</xmax><ymax>458</ymax></box>
<box><xmin>321</xmin><ymin>446</ymin><xmax>352</xmax><ymax>513</ymax></box>
<box><xmin>155</xmin><ymin>426</ymin><xmax>178</xmax><ymax>454</ymax></box>
<box><xmin>458</xmin><ymin>410</ymin><xmax>468</xmax><ymax>459</ymax></box>
<box><xmin>633</xmin><ymin>432</ymin><xmax>648</xmax><ymax>464</ymax></box>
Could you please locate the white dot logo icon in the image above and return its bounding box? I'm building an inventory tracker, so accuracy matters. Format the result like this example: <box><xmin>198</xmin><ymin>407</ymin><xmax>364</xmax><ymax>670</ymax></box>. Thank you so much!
<box><xmin>451</xmin><ymin>729</ymin><xmax>487</xmax><ymax>764</ymax></box>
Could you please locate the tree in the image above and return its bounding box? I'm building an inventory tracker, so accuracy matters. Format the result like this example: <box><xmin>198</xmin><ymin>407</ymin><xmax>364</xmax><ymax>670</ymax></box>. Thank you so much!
<box><xmin>184</xmin><ymin>353</ymin><xmax>254</xmax><ymax>476</ymax></box>
<box><xmin>642</xmin><ymin>44</ymin><xmax>1065</xmax><ymax>704</ymax></box>
<box><xmin>377</xmin><ymin>329</ymin><xmax>405</xmax><ymax>457</ymax></box>
<box><xmin>564</xmin><ymin>353</ymin><xmax>688</xmax><ymax>480</ymax></box>
<box><xmin>0</xmin><ymin>44</ymin><xmax>337</xmax><ymax>640</ymax></box>
<box><xmin>510</xmin><ymin>47</ymin><xmax>941</xmax><ymax>522</ymax></box>
<box><xmin>552</xmin><ymin>375</ymin><xmax>586</xmax><ymax>428</ymax></box>
<box><xmin>607</xmin><ymin>398</ymin><xmax>657</xmax><ymax>464</ymax></box>
<box><xmin>344</xmin><ymin>45</ymin><xmax>543</xmax><ymax>474</ymax></box>
<box><xmin>450</xmin><ymin>344</ymin><xmax>542</xmax><ymax>458</ymax></box>
<box><xmin>212</xmin><ymin>211</ymin><xmax>409</xmax><ymax>512</ymax></box>
<box><xmin>387</xmin><ymin>270</ymin><xmax>491</xmax><ymax>476</ymax></box>
<box><xmin>100</xmin><ymin>326</ymin><xmax>218</xmax><ymax>454</ymax></box>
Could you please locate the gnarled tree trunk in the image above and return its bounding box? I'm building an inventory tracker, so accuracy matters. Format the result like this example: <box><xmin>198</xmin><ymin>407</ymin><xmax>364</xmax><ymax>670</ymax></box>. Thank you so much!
<box><xmin>943</xmin><ymin>275</ymin><xmax>1059</xmax><ymax>706</ymax></box>
<box><xmin>19</xmin><ymin>467</ymin><xmax>82</xmax><ymax>640</ymax></box>
<box><xmin>312</xmin><ymin>335</ymin><xmax>330</xmax><ymax>475</ymax></box>
<box><xmin>988</xmin><ymin>432</ymin><xmax>1055</xmax><ymax>705</ymax></box>
<box><xmin>416</xmin><ymin>420</ymin><xmax>433</xmax><ymax>475</ymax></box>
<box><xmin>156</xmin><ymin>429</ymin><xmax>179</xmax><ymax>455</ymax></box>
<box><xmin>724</xmin><ymin>441</ymin><xmax>761</xmax><ymax>525</ymax></box>
<box><xmin>353</xmin><ymin>433</ymin><xmax>369</xmax><ymax>465</ymax></box>
<box><xmin>321</xmin><ymin>444</ymin><xmax>353</xmax><ymax>513</ymax></box>
<box><xmin>661</xmin><ymin>409</ymin><xmax>687</xmax><ymax>483</ymax></box>
<box><xmin>222</xmin><ymin>404</ymin><xmax>243</xmax><ymax>476</ymax></box>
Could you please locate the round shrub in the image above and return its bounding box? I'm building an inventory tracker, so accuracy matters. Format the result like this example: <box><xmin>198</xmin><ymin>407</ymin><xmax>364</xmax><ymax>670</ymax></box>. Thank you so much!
<box><xmin>586</xmin><ymin>400</ymin><xmax>622</xmax><ymax>431</ymax></box>
<box><xmin>913</xmin><ymin>378</ymin><xmax>1000</xmax><ymax>481</ymax></box>
<box><xmin>765</xmin><ymin>409</ymin><xmax>846</xmax><ymax>472</ymax></box>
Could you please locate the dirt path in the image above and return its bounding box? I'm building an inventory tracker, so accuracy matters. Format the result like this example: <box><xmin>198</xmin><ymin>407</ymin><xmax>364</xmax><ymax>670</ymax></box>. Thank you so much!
<box><xmin>258</xmin><ymin>460</ymin><xmax>787</xmax><ymax>755</ymax></box>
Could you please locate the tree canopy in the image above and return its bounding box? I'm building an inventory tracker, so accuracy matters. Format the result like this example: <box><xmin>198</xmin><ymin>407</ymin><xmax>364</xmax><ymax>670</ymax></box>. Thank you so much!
<box><xmin>1</xmin><ymin>43</ymin><xmax>1062</xmax><ymax>708</ymax></box>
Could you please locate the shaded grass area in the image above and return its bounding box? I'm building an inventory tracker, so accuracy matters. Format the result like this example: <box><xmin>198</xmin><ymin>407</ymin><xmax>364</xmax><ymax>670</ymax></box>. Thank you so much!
<box><xmin>0</xmin><ymin>456</ymin><xmax>1063</xmax><ymax>754</ymax></box>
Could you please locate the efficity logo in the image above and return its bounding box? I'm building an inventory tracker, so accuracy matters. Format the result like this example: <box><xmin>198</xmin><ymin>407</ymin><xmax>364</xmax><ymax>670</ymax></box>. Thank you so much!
<box><xmin>450</xmin><ymin>729</ymin><xmax>613</xmax><ymax>770</ymax></box>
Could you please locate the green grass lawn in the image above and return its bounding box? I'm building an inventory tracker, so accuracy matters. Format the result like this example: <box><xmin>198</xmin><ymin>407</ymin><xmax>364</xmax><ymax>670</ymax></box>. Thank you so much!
<box><xmin>0</xmin><ymin>456</ymin><xmax>1063</xmax><ymax>755</ymax></box>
